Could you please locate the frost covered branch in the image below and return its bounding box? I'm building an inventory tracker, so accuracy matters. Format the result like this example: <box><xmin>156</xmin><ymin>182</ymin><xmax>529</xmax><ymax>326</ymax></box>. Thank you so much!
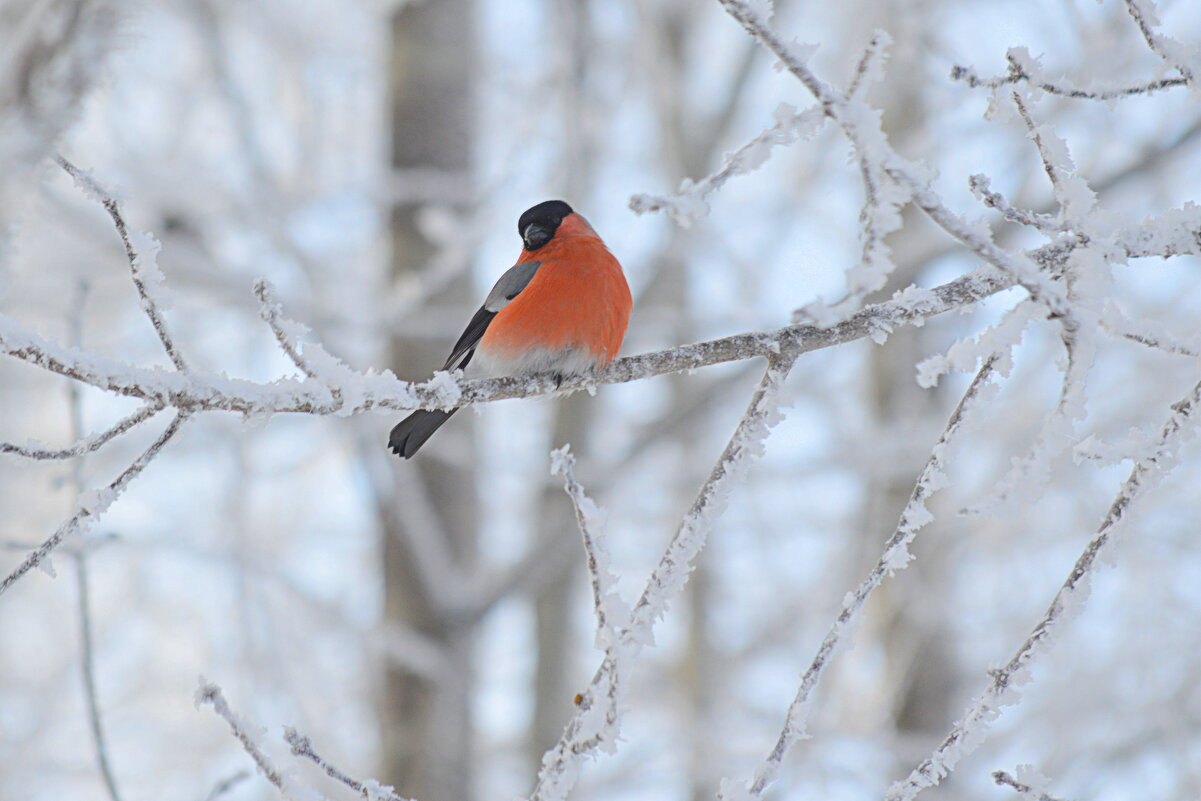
<box><xmin>3</xmin><ymin>140</ymin><xmax>1198</xmax><ymax>603</ymax></box>
<box><xmin>530</xmin><ymin>356</ymin><xmax>795</xmax><ymax>801</ymax></box>
<box><xmin>284</xmin><ymin>728</ymin><xmax>412</xmax><ymax>801</ymax></box>
<box><xmin>716</xmin><ymin>0</ymin><xmax>1072</xmax><ymax>326</ymax></box>
<box><xmin>628</xmin><ymin>103</ymin><xmax>824</xmax><ymax>227</ymax></box>
<box><xmin>968</xmin><ymin>174</ymin><xmax>1064</xmax><ymax>236</ymax></box>
<box><xmin>1123</xmin><ymin>0</ymin><xmax>1195</xmax><ymax>84</ymax></box>
<box><xmin>551</xmin><ymin>445</ymin><xmax>626</xmax><ymax>651</ymax></box>
<box><xmin>253</xmin><ymin>279</ymin><xmax>343</xmax><ymax>413</ymax></box>
<box><xmin>950</xmin><ymin>59</ymin><xmax>1188</xmax><ymax>101</ymax></box>
<box><xmin>195</xmin><ymin>682</ymin><xmax>306</xmax><ymax>800</ymax></box>
<box><xmin>1</xmin><ymin>402</ymin><xmax>163</xmax><ymax>460</ymax></box>
<box><xmin>847</xmin><ymin>31</ymin><xmax>891</xmax><ymax>100</ymax></box>
<box><xmin>887</xmin><ymin>375</ymin><xmax>1201</xmax><ymax>800</ymax></box>
<box><xmin>254</xmin><ymin>280</ymin><xmax>320</xmax><ymax>380</ymax></box>
<box><xmin>1102</xmin><ymin>312</ymin><xmax>1201</xmax><ymax>359</ymax></box>
<box><xmin>951</xmin><ymin>5</ymin><xmax>1194</xmax><ymax>101</ymax></box>
<box><xmin>0</xmin><ymin>256</ymin><xmax>1011</xmax><ymax>419</ymax></box>
<box><xmin>0</xmin><ymin>411</ymin><xmax>188</xmax><ymax>599</ymax></box>
<box><xmin>2</xmin><ymin>191</ymin><xmax>1197</xmax><ymax>427</ymax></box>
<box><xmin>722</xmin><ymin>355</ymin><xmax>1000</xmax><ymax>800</ymax></box>
<box><xmin>1011</xmin><ymin>94</ymin><xmax>1068</xmax><ymax>213</ymax></box>
<box><xmin>992</xmin><ymin>768</ymin><xmax>1073</xmax><ymax>801</ymax></box>
<box><xmin>55</xmin><ymin>156</ymin><xmax>188</xmax><ymax>372</ymax></box>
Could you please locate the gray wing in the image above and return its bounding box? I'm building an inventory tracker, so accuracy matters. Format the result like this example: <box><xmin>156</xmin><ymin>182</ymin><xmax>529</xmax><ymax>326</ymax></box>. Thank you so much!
<box><xmin>442</xmin><ymin>261</ymin><xmax>541</xmax><ymax>370</ymax></box>
<box><xmin>483</xmin><ymin>260</ymin><xmax>540</xmax><ymax>312</ymax></box>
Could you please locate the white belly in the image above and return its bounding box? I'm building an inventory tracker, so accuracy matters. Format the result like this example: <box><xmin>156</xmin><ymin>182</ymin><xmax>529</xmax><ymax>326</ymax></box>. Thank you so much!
<box><xmin>471</xmin><ymin>345</ymin><xmax>602</xmax><ymax>378</ymax></box>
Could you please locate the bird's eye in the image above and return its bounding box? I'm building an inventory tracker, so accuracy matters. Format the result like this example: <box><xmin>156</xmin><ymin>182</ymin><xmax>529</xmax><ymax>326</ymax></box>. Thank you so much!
<box><xmin>523</xmin><ymin>223</ymin><xmax>552</xmax><ymax>250</ymax></box>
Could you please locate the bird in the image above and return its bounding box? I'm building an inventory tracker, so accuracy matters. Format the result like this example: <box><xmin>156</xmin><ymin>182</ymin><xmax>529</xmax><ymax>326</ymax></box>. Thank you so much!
<box><xmin>388</xmin><ymin>200</ymin><xmax>632</xmax><ymax>459</ymax></box>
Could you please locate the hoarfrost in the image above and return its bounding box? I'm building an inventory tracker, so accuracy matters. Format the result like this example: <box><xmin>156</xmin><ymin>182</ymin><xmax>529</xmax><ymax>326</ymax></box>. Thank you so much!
<box><xmin>629</xmin><ymin>103</ymin><xmax>824</xmax><ymax>228</ymax></box>
<box><xmin>129</xmin><ymin>230</ymin><xmax>175</xmax><ymax>311</ymax></box>
<box><xmin>423</xmin><ymin>370</ymin><xmax>463</xmax><ymax>409</ymax></box>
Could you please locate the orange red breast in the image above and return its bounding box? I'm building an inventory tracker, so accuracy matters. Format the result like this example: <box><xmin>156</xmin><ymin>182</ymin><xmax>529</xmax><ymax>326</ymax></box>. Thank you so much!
<box><xmin>479</xmin><ymin>212</ymin><xmax>632</xmax><ymax>369</ymax></box>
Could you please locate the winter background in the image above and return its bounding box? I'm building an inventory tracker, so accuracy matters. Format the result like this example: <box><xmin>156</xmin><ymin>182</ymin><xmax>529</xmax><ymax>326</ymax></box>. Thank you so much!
<box><xmin>2</xmin><ymin>1</ymin><xmax>1201</xmax><ymax>800</ymax></box>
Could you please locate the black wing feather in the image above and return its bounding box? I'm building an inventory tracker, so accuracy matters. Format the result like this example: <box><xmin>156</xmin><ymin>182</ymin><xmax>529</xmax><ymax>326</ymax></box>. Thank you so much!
<box><xmin>443</xmin><ymin>306</ymin><xmax>495</xmax><ymax>371</ymax></box>
<box><xmin>389</xmin><ymin>409</ymin><xmax>457</xmax><ymax>459</ymax></box>
<box><xmin>388</xmin><ymin>260</ymin><xmax>540</xmax><ymax>459</ymax></box>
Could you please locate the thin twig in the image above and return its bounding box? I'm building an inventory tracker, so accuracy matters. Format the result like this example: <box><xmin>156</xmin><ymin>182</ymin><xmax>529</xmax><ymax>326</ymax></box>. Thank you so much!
<box><xmin>0</xmin><ymin>411</ymin><xmax>189</xmax><ymax>599</ymax></box>
<box><xmin>992</xmin><ymin>769</ymin><xmax>1073</xmax><ymax>801</ymax></box>
<box><xmin>253</xmin><ymin>279</ymin><xmax>318</xmax><ymax>379</ymax></box>
<box><xmin>195</xmin><ymin>682</ymin><xmax>298</xmax><ymax>798</ymax></box>
<box><xmin>1</xmin><ymin>402</ymin><xmax>163</xmax><ymax>460</ymax></box>
<box><xmin>201</xmin><ymin>770</ymin><xmax>252</xmax><ymax>801</ymax></box>
<box><xmin>284</xmin><ymin>728</ymin><xmax>413</xmax><ymax>801</ymax></box>
<box><xmin>950</xmin><ymin>62</ymin><xmax>1187</xmax><ymax>100</ymax></box>
<box><xmin>729</xmin><ymin>355</ymin><xmax>1001</xmax><ymax>799</ymax></box>
<box><xmin>968</xmin><ymin>174</ymin><xmax>1066</xmax><ymax>235</ymax></box>
<box><xmin>1123</xmin><ymin>0</ymin><xmax>1194</xmax><ymax>83</ymax></box>
<box><xmin>1011</xmin><ymin>93</ymin><xmax>1065</xmax><ymax>206</ymax></box>
<box><xmin>629</xmin><ymin>104</ymin><xmax>824</xmax><ymax>224</ymax></box>
<box><xmin>551</xmin><ymin>445</ymin><xmax>623</xmax><ymax>649</ymax></box>
<box><xmin>1110</xmin><ymin>327</ymin><xmax>1201</xmax><ymax>359</ymax></box>
<box><xmin>887</xmin><ymin>375</ymin><xmax>1201</xmax><ymax>800</ymax></box>
<box><xmin>253</xmin><ymin>279</ymin><xmax>342</xmax><ymax>412</ymax></box>
<box><xmin>848</xmin><ymin>31</ymin><xmax>888</xmax><ymax>99</ymax></box>
<box><xmin>55</xmin><ymin>155</ymin><xmax>189</xmax><ymax>372</ymax></box>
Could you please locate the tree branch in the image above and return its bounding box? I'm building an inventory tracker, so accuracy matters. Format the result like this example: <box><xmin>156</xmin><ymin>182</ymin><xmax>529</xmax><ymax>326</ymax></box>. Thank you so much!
<box><xmin>725</xmin><ymin>355</ymin><xmax>1001</xmax><ymax>799</ymax></box>
<box><xmin>0</xmin><ymin>411</ymin><xmax>189</xmax><ymax>599</ymax></box>
<box><xmin>1011</xmin><ymin>93</ymin><xmax>1066</xmax><ymax>209</ymax></box>
<box><xmin>2</xmin><ymin>199</ymin><xmax>1197</xmax><ymax>423</ymax></box>
<box><xmin>196</xmin><ymin>682</ymin><xmax>312</xmax><ymax>800</ymax></box>
<box><xmin>0</xmin><ymin>262</ymin><xmax>1006</xmax><ymax>416</ymax></box>
<box><xmin>992</xmin><ymin>769</ymin><xmax>1073</xmax><ymax>801</ymax></box>
<box><xmin>1</xmin><ymin>402</ymin><xmax>163</xmax><ymax>460</ymax></box>
<box><xmin>968</xmin><ymin>174</ymin><xmax>1065</xmax><ymax>235</ymax></box>
<box><xmin>950</xmin><ymin>61</ymin><xmax>1188</xmax><ymax>101</ymax></box>
<box><xmin>284</xmin><ymin>727</ymin><xmax>414</xmax><ymax>801</ymax></box>
<box><xmin>628</xmin><ymin>103</ymin><xmax>824</xmax><ymax>226</ymax></box>
<box><xmin>551</xmin><ymin>445</ymin><xmax>625</xmax><ymax>650</ymax></box>
<box><xmin>1122</xmin><ymin>0</ymin><xmax>1194</xmax><ymax>84</ymax></box>
<box><xmin>716</xmin><ymin>0</ymin><xmax>1074</xmax><ymax>324</ymax></box>
<box><xmin>887</xmin><ymin>374</ymin><xmax>1201</xmax><ymax>800</ymax></box>
<box><xmin>55</xmin><ymin>155</ymin><xmax>189</xmax><ymax>372</ymax></box>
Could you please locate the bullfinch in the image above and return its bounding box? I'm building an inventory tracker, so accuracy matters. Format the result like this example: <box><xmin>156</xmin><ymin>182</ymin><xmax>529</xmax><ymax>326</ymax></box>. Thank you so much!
<box><xmin>388</xmin><ymin>200</ymin><xmax>633</xmax><ymax>459</ymax></box>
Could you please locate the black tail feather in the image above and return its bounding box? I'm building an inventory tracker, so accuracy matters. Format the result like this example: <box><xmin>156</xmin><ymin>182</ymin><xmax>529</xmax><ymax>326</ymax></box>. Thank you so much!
<box><xmin>388</xmin><ymin>409</ymin><xmax>458</xmax><ymax>459</ymax></box>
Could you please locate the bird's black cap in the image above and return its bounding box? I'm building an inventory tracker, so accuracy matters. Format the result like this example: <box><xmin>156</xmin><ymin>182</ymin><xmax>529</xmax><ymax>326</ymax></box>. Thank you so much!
<box><xmin>518</xmin><ymin>200</ymin><xmax>573</xmax><ymax>251</ymax></box>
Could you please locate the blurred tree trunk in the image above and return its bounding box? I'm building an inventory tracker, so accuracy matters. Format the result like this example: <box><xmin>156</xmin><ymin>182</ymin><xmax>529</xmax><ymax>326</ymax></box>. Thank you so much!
<box><xmin>379</xmin><ymin>3</ymin><xmax>478</xmax><ymax>799</ymax></box>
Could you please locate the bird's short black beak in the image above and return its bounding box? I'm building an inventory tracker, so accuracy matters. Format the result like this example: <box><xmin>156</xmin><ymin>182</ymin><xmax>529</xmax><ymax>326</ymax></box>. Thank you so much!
<box><xmin>523</xmin><ymin>223</ymin><xmax>553</xmax><ymax>251</ymax></box>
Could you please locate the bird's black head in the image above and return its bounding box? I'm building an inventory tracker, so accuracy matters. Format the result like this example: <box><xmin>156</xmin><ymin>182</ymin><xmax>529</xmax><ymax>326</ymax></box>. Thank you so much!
<box><xmin>518</xmin><ymin>200</ymin><xmax>573</xmax><ymax>251</ymax></box>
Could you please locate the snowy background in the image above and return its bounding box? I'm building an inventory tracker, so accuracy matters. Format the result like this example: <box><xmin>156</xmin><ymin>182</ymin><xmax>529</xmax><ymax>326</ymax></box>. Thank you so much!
<box><xmin>2</xmin><ymin>1</ymin><xmax>1201</xmax><ymax>800</ymax></box>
